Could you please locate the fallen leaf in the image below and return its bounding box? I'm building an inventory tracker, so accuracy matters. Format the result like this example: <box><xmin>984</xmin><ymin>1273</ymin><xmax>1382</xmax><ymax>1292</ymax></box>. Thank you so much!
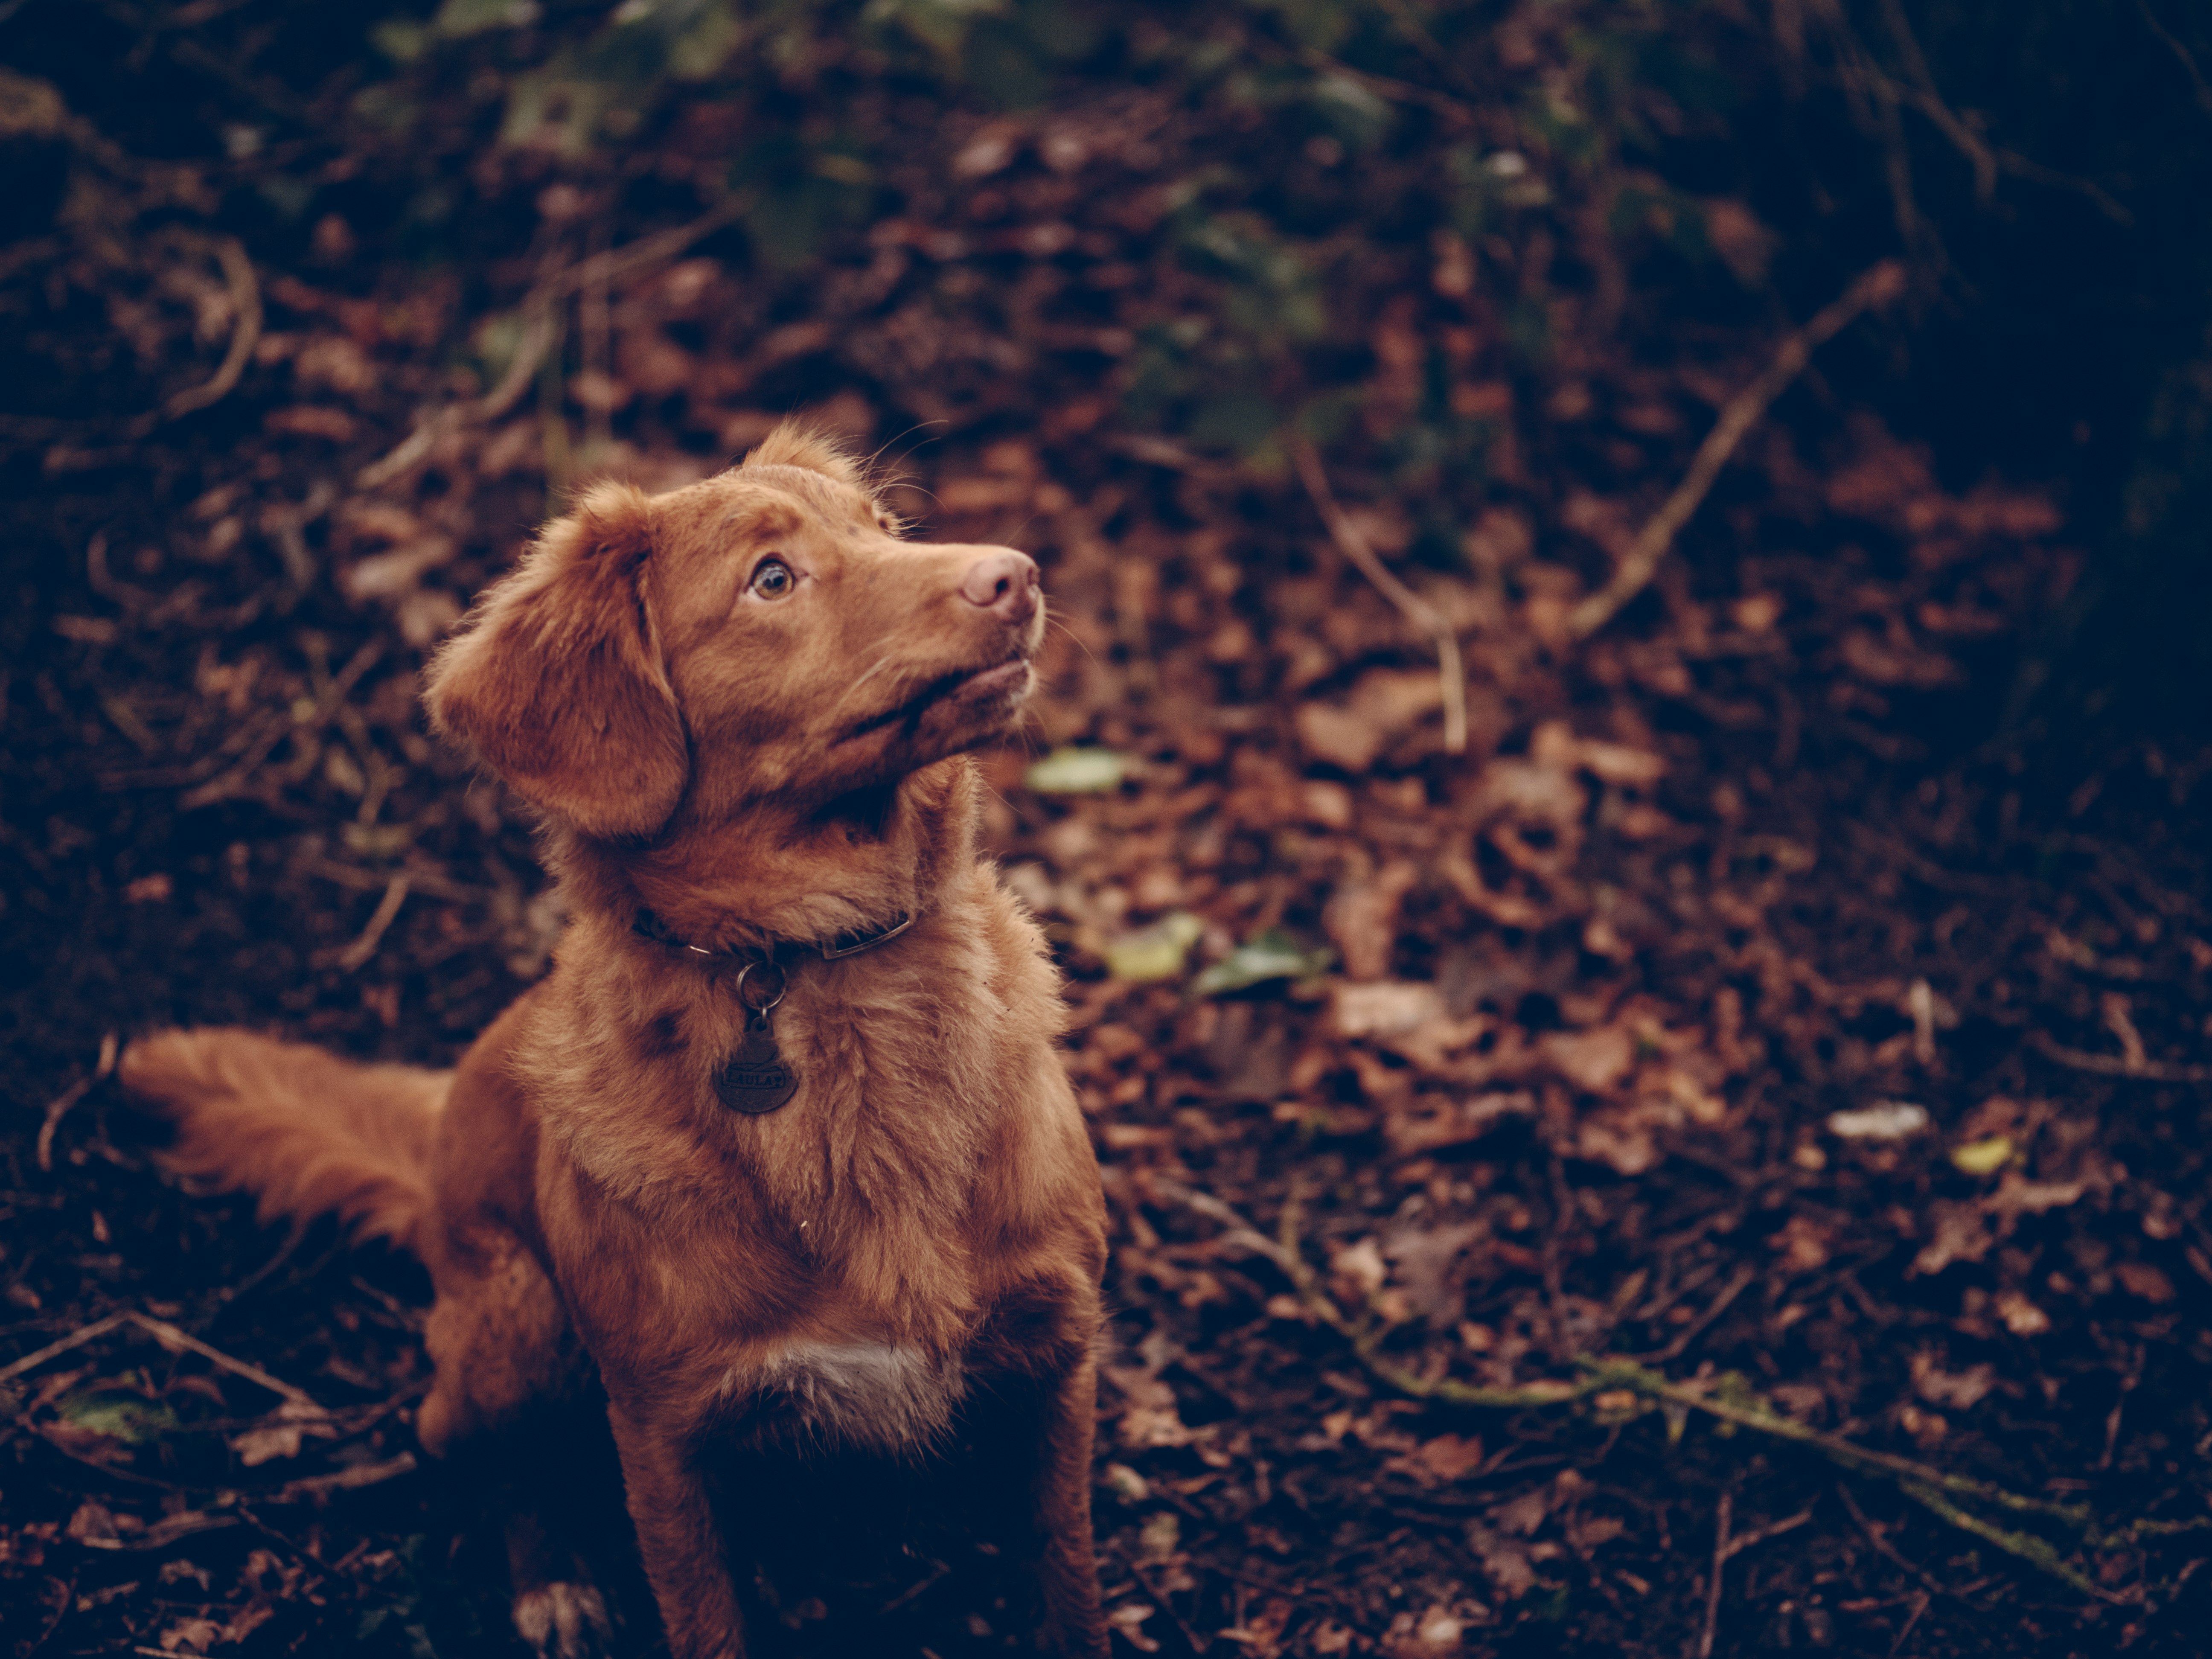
<box><xmin>1772</xmin><ymin>1213</ymin><xmax>1833</xmax><ymax>1274</ymax></box>
<box><xmin>1910</xmin><ymin>1202</ymin><xmax>1993</xmax><ymax>1276</ymax></box>
<box><xmin>1192</xmin><ymin>930</ymin><xmax>1330</xmax><ymax>996</ymax></box>
<box><xmin>1107</xmin><ymin>1604</ymin><xmax>1160</xmax><ymax>1653</ymax></box>
<box><xmin>1950</xmin><ymin>1135</ymin><xmax>2014</xmax><ymax>1176</ymax></box>
<box><xmin>160</xmin><ymin>1618</ymin><xmax>223</xmax><ymax>1654</ymax></box>
<box><xmin>1385</xmin><ymin>1090</ymin><xmax>1536</xmax><ymax>1155</ymax></box>
<box><xmin>1492</xmin><ymin>1486</ymin><xmax>1551</xmax><ymax>1536</ymax></box>
<box><xmin>1911</xmin><ymin>1350</ymin><xmax>1997</xmax><ymax>1410</ymax></box>
<box><xmin>1828</xmin><ymin>1100</ymin><xmax>1930</xmax><ymax>1140</ymax></box>
<box><xmin>1324</xmin><ymin>861</ymin><xmax>1420</xmax><ymax>981</ymax></box>
<box><xmin>1331</xmin><ymin>1237</ymin><xmax>1388</xmax><ymax>1300</ymax></box>
<box><xmin>1138</xmin><ymin>1511</ymin><xmax>1181</xmax><ymax>1563</ymax></box>
<box><xmin>65</xmin><ymin>1501</ymin><xmax>120</xmax><ymax>1545</ymax></box>
<box><xmin>1023</xmin><ymin>748</ymin><xmax>1134</xmax><ymax>793</ymax></box>
<box><xmin>1295</xmin><ymin>669</ymin><xmax>1444</xmax><ymax>772</ymax></box>
<box><xmin>228</xmin><ymin>1398</ymin><xmax>339</xmax><ymax>1467</ymax></box>
<box><xmin>57</xmin><ymin>1391</ymin><xmax>178</xmax><ymax>1446</ymax></box>
<box><xmin>1467</xmin><ymin>1528</ymin><xmax>1538</xmax><ymax>1600</ymax></box>
<box><xmin>1105</xmin><ymin>913</ymin><xmax>1204</xmax><ymax>982</ymax></box>
<box><xmin>1383</xmin><ymin>1220</ymin><xmax>1484</xmax><ymax>1322</ymax></box>
<box><xmin>1400</xmin><ymin>1433</ymin><xmax>1485</xmax><ymax>1482</ymax></box>
<box><xmin>2115</xmin><ymin>1261</ymin><xmax>2176</xmax><ymax>1303</ymax></box>
<box><xmin>1334</xmin><ymin>981</ymin><xmax>1447</xmax><ymax>1038</ymax></box>
<box><xmin>1544</xmin><ymin>1026</ymin><xmax>1636</xmax><ymax>1093</ymax></box>
<box><xmin>1577</xmin><ymin>1114</ymin><xmax>1659</xmax><ymax>1175</ymax></box>
<box><xmin>1985</xmin><ymin>1173</ymin><xmax>2086</xmax><ymax>1222</ymax></box>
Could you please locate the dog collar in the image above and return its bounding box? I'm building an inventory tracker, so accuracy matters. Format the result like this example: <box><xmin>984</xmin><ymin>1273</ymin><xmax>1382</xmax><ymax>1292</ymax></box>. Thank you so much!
<box><xmin>629</xmin><ymin>907</ymin><xmax>914</xmax><ymax>965</ymax></box>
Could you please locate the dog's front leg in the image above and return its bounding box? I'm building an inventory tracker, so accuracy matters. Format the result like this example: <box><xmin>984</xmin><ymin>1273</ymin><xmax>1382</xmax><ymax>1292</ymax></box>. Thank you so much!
<box><xmin>1030</xmin><ymin>1354</ymin><xmax>1109</xmax><ymax>1658</ymax></box>
<box><xmin>606</xmin><ymin>1400</ymin><xmax>746</xmax><ymax>1659</ymax></box>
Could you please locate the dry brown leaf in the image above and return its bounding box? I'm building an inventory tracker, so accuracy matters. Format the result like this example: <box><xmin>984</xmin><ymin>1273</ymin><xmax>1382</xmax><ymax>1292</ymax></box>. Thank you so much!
<box><xmin>1296</xmin><ymin>669</ymin><xmax>1446</xmax><ymax>772</ymax></box>
<box><xmin>1324</xmin><ymin>862</ymin><xmax>1422</xmax><ymax>981</ymax></box>
<box><xmin>1470</xmin><ymin>1528</ymin><xmax>1538</xmax><ymax>1600</ymax></box>
<box><xmin>1333</xmin><ymin>980</ymin><xmax>1446</xmax><ymax>1039</ymax></box>
<box><xmin>1771</xmin><ymin>1213</ymin><xmax>1833</xmax><ymax>1274</ymax></box>
<box><xmin>1985</xmin><ymin>1173</ymin><xmax>2087</xmax><ymax>1222</ymax></box>
<box><xmin>1576</xmin><ymin>1114</ymin><xmax>1659</xmax><ymax>1176</ymax></box>
<box><xmin>1385</xmin><ymin>1091</ymin><xmax>1535</xmax><ymax>1156</ymax></box>
<box><xmin>1543</xmin><ymin>1026</ymin><xmax>1636</xmax><ymax>1094</ymax></box>
<box><xmin>65</xmin><ymin>1500</ymin><xmax>120</xmax><ymax>1545</ymax></box>
<box><xmin>1397</xmin><ymin>1432</ymin><xmax>1486</xmax><ymax>1483</ymax></box>
<box><xmin>1910</xmin><ymin>1201</ymin><xmax>1994</xmax><ymax>1276</ymax></box>
<box><xmin>2116</xmin><ymin>1261</ymin><xmax>2176</xmax><ymax>1303</ymax></box>
<box><xmin>160</xmin><ymin>1618</ymin><xmax>223</xmax><ymax>1654</ymax></box>
<box><xmin>1911</xmin><ymin>1350</ymin><xmax>1997</xmax><ymax>1410</ymax></box>
<box><xmin>1384</xmin><ymin>1220</ymin><xmax>1484</xmax><ymax>1323</ymax></box>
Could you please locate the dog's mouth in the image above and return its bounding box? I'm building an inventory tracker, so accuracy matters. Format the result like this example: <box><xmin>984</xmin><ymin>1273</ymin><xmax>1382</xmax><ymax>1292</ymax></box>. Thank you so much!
<box><xmin>837</xmin><ymin>648</ymin><xmax>1033</xmax><ymax>745</ymax></box>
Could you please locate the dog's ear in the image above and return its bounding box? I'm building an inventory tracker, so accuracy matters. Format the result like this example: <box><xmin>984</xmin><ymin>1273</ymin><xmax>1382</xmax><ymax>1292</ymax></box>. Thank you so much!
<box><xmin>423</xmin><ymin>482</ymin><xmax>687</xmax><ymax>839</ymax></box>
<box><xmin>742</xmin><ymin>420</ymin><xmax>867</xmax><ymax>491</ymax></box>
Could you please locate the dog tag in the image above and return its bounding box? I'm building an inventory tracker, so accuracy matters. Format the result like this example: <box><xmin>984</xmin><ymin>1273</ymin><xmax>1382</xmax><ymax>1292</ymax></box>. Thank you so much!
<box><xmin>714</xmin><ymin>1009</ymin><xmax>798</xmax><ymax>1115</ymax></box>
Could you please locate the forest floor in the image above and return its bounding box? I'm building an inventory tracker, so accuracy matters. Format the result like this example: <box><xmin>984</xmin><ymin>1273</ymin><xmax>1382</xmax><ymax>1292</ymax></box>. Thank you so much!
<box><xmin>5</xmin><ymin>17</ymin><xmax>2212</xmax><ymax>1659</ymax></box>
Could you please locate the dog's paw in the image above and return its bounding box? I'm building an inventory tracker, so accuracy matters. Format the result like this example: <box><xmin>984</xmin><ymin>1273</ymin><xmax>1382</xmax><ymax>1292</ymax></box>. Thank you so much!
<box><xmin>512</xmin><ymin>1581</ymin><xmax>614</xmax><ymax>1659</ymax></box>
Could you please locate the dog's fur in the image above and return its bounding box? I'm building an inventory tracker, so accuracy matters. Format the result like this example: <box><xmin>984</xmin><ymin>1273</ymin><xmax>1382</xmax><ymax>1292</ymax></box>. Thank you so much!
<box><xmin>121</xmin><ymin>427</ymin><xmax>1110</xmax><ymax>1659</ymax></box>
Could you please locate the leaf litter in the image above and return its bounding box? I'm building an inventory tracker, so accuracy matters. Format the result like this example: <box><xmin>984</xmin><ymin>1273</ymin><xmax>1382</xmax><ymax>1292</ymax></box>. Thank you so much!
<box><xmin>4</xmin><ymin>5</ymin><xmax>2212</xmax><ymax>1657</ymax></box>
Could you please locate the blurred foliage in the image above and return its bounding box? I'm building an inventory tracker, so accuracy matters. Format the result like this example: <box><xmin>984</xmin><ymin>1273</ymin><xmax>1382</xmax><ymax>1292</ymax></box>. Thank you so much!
<box><xmin>2</xmin><ymin>0</ymin><xmax>2207</xmax><ymax>757</ymax></box>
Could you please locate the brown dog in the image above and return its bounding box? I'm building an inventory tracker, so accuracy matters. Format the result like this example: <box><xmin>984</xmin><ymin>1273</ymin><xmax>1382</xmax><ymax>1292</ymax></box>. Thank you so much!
<box><xmin>121</xmin><ymin>426</ymin><xmax>1111</xmax><ymax>1658</ymax></box>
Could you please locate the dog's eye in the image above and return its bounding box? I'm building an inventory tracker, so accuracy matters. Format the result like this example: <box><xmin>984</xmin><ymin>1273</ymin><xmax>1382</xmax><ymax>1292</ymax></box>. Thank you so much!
<box><xmin>748</xmin><ymin>558</ymin><xmax>795</xmax><ymax>599</ymax></box>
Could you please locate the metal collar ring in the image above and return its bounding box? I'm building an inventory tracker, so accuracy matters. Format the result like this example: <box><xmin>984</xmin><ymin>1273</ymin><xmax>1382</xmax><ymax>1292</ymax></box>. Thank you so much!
<box><xmin>732</xmin><ymin>959</ymin><xmax>787</xmax><ymax>1015</ymax></box>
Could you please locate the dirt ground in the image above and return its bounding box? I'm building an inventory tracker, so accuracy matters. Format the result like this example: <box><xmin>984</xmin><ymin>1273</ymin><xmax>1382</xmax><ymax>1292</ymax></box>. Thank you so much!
<box><xmin>5</xmin><ymin>7</ymin><xmax>2212</xmax><ymax>1657</ymax></box>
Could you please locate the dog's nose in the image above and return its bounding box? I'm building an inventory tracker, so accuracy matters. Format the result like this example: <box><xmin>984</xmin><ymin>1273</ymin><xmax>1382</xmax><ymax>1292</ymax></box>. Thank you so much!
<box><xmin>958</xmin><ymin>549</ymin><xmax>1040</xmax><ymax>621</ymax></box>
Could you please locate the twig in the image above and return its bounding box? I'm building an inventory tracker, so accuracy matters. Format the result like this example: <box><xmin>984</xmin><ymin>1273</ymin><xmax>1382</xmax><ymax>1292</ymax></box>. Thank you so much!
<box><xmin>125</xmin><ymin>1311</ymin><xmax>324</xmax><ymax>1411</ymax></box>
<box><xmin>179</xmin><ymin>636</ymin><xmax>383</xmax><ymax>809</ymax></box>
<box><xmin>2031</xmin><ymin>1031</ymin><xmax>2211</xmax><ymax>1084</ymax></box>
<box><xmin>0</xmin><ymin>1308</ymin><xmax>322</xmax><ymax>1412</ymax></box>
<box><xmin>326</xmin><ymin>873</ymin><xmax>410</xmax><ymax>972</ymax></box>
<box><xmin>1630</xmin><ymin>1262</ymin><xmax>1756</xmax><ymax>1364</ymax></box>
<box><xmin>36</xmin><ymin>1032</ymin><xmax>117</xmax><ymax>1172</ymax></box>
<box><xmin>1837</xmin><ymin>1481</ymin><xmax>1948</xmax><ymax>1597</ymax></box>
<box><xmin>1875</xmin><ymin>0</ymin><xmax>1996</xmax><ymax>203</ymax></box>
<box><xmin>1566</xmin><ymin>261</ymin><xmax>1908</xmax><ymax>640</ymax></box>
<box><xmin>1149</xmin><ymin>1180</ymin><xmax>2174</xmax><ymax>1604</ymax></box>
<box><xmin>154</xmin><ymin>234</ymin><xmax>262</xmax><ymax>423</ymax></box>
<box><xmin>1723</xmin><ymin>1506</ymin><xmax>1814</xmax><ymax>1560</ymax></box>
<box><xmin>1898</xmin><ymin>1480</ymin><xmax>2119</xmax><ymax>1604</ymax></box>
<box><xmin>1290</xmin><ymin>435</ymin><xmax>1468</xmax><ymax>754</ymax></box>
<box><xmin>1697</xmin><ymin>1490</ymin><xmax>1732</xmax><ymax>1659</ymax></box>
<box><xmin>257</xmin><ymin>1450</ymin><xmax>416</xmax><ymax>1502</ymax></box>
<box><xmin>2140</xmin><ymin>0</ymin><xmax>2212</xmax><ymax>116</ymax></box>
<box><xmin>0</xmin><ymin>1311</ymin><xmax>132</xmax><ymax>1384</ymax></box>
<box><xmin>356</xmin><ymin>194</ymin><xmax>749</xmax><ymax>489</ymax></box>
<box><xmin>1889</xmin><ymin>1589</ymin><xmax>1930</xmax><ymax>1655</ymax></box>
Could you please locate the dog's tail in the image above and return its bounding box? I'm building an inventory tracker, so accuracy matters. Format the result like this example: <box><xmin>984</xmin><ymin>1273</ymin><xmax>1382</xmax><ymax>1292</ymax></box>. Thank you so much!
<box><xmin>120</xmin><ymin>1028</ymin><xmax>449</xmax><ymax>1256</ymax></box>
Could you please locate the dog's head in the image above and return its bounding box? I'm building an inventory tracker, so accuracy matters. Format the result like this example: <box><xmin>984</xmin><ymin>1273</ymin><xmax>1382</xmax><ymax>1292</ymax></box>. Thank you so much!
<box><xmin>423</xmin><ymin>425</ymin><xmax>1044</xmax><ymax>841</ymax></box>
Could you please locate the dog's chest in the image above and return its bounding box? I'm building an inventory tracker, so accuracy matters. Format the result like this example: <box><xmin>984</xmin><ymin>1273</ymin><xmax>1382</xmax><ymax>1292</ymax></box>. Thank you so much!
<box><xmin>720</xmin><ymin>1338</ymin><xmax>967</xmax><ymax>1454</ymax></box>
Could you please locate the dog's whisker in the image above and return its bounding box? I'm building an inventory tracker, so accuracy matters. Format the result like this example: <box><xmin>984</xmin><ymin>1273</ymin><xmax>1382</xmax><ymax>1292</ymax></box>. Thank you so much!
<box><xmin>865</xmin><ymin>421</ymin><xmax>946</xmax><ymax>479</ymax></box>
<box><xmin>825</xmin><ymin>649</ymin><xmax>904</xmax><ymax>717</ymax></box>
<box><xmin>1044</xmin><ymin>614</ymin><xmax>1102</xmax><ymax>670</ymax></box>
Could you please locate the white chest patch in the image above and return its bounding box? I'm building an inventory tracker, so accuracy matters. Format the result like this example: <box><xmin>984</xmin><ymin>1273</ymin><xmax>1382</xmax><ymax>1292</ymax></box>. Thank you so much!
<box><xmin>724</xmin><ymin>1341</ymin><xmax>967</xmax><ymax>1455</ymax></box>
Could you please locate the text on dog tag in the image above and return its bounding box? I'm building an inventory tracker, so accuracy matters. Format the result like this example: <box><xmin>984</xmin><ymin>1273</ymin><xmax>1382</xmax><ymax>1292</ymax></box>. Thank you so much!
<box><xmin>714</xmin><ymin>1010</ymin><xmax>798</xmax><ymax>1115</ymax></box>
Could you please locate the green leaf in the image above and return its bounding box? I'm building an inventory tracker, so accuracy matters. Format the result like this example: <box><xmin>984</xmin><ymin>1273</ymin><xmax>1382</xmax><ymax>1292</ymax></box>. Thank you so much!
<box><xmin>1023</xmin><ymin>747</ymin><xmax>1134</xmax><ymax>793</ymax></box>
<box><xmin>1191</xmin><ymin>928</ymin><xmax>1331</xmax><ymax>996</ymax></box>
<box><xmin>1950</xmin><ymin>1135</ymin><xmax>2014</xmax><ymax>1176</ymax></box>
<box><xmin>58</xmin><ymin>1391</ymin><xmax>178</xmax><ymax>1446</ymax></box>
<box><xmin>1106</xmin><ymin>912</ymin><xmax>1204</xmax><ymax>983</ymax></box>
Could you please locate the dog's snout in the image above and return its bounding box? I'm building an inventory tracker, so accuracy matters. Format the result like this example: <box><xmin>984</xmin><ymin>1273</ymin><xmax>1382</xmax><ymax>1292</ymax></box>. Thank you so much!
<box><xmin>958</xmin><ymin>550</ymin><xmax>1039</xmax><ymax>620</ymax></box>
